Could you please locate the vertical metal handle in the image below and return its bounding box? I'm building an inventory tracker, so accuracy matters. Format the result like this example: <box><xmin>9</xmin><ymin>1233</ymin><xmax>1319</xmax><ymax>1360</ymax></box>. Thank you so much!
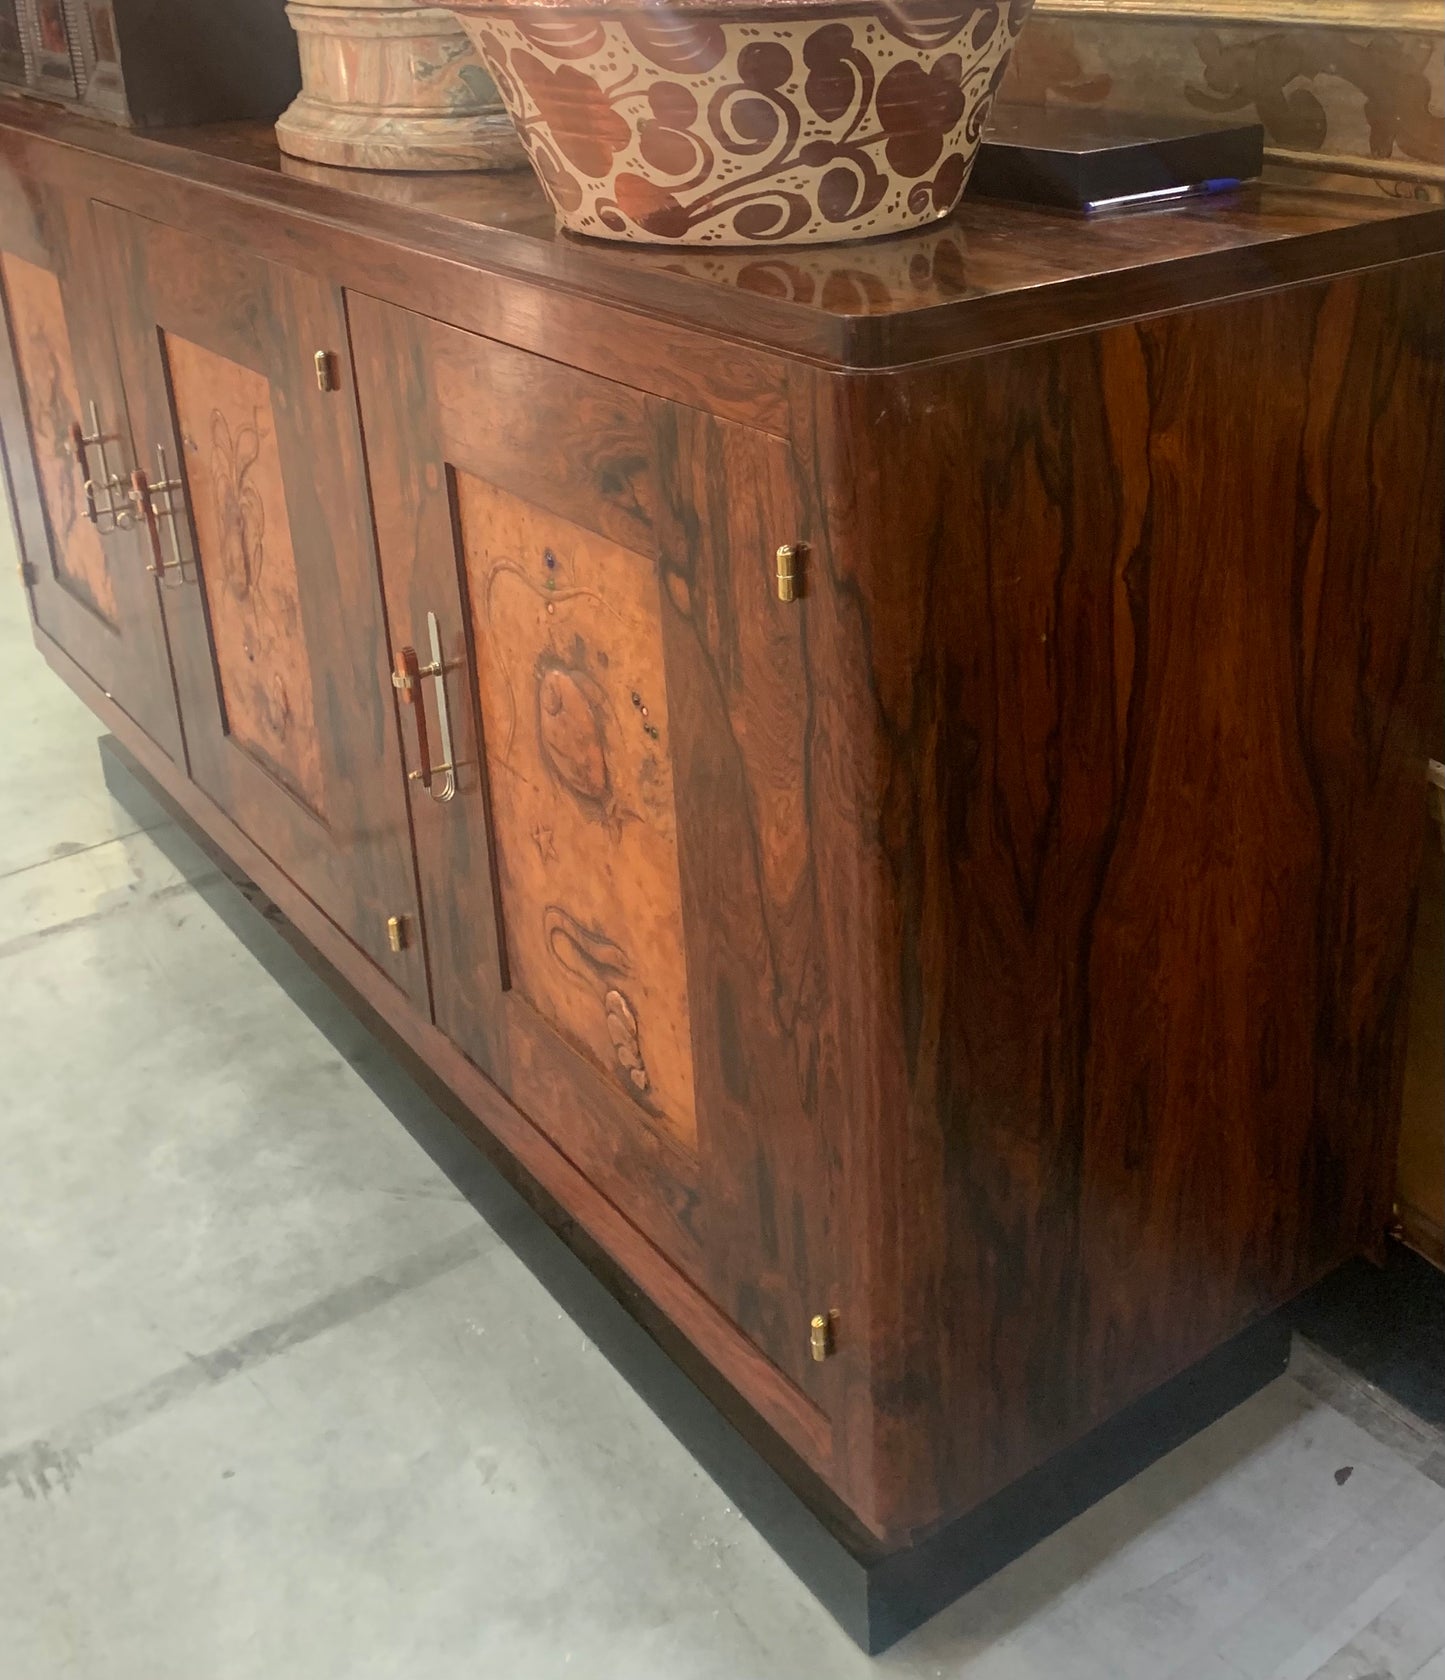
<box><xmin>422</xmin><ymin>612</ymin><xmax>458</xmax><ymax>805</ymax></box>
<box><xmin>391</xmin><ymin>612</ymin><xmax>457</xmax><ymax>804</ymax></box>
<box><xmin>68</xmin><ymin>419</ymin><xmax>98</xmax><ymax>525</ymax></box>
<box><xmin>392</xmin><ymin>643</ymin><xmax>433</xmax><ymax>791</ymax></box>
<box><xmin>68</xmin><ymin>400</ymin><xmax>133</xmax><ymax>533</ymax></box>
<box><xmin>129</xmin><ymin>444</ymin><xmax>188</xmax><ymax>585</ymax></box>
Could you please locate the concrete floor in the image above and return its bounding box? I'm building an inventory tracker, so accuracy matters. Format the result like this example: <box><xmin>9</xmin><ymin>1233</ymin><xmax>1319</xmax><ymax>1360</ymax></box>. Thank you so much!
<box><xmin>3</xmin><ymin>515</ymin><xmax>1445</xmax><ymax>1680</ymax></box>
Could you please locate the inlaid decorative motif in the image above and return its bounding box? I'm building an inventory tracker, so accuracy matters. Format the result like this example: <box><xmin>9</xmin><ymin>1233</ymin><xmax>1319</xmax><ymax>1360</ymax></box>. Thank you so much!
<box><xmin>999</xmin><ymin>14</ymin><xmax>1444</xmax><ymax>199</ymax></box>
<box><xmin>459</xmin><ymin>472</ymin><xmax>697</xmax><ymax>1146</ymax></box>
<box><xmin>0</xmin><ymin>252</ymin><xmax>117</xmax><ymax>623</ymax></box>
<box><xmin>164</xmin><ymin>334</ymin><xmax>327</xmax><ymax>820</ymax></box>
<box><xmin>35</xmin><ymin>0</ymin><xmax>68</xmax><ymax>55</ymax></box>
<box><xmin>84</xmin><ymin>1</ymin><xmax>118</xmax><ymax>64</ymax></box>
<box><xmin>456</xmin><ymin>0</ymin><xmax>1035</xmax><ymax>244</ymax></box>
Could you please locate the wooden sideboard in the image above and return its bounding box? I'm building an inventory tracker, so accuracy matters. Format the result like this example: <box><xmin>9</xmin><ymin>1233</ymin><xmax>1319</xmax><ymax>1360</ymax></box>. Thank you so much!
<box><xmin>1</xmin><ymin>95</ymin><xmax>1441</xmax><ymax>1564</ymax></box>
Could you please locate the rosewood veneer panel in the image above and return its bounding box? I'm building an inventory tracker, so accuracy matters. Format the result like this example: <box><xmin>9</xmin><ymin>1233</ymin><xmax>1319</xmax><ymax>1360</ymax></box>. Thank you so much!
<box><xmin>799</xmin><ymin>256</ymin><xmax>1445</xmax><ymax>1537</ymax></box>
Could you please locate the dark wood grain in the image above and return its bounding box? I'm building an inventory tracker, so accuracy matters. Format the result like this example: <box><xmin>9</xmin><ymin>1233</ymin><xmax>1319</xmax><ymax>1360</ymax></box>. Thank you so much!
<box><xmin>796</xmin><ymin>255</ymin><xmax>1445</xmax><ymax>1540</ymax></box>
<box><xmin>350</xmin><ymin>293</ymin><xmax>709</xmax><ymax>1285</ymax></box>
<box><xmin>648</xmin><ymin>402</ymin><xmax>852</xmax><ymax>1409</ymax></box>
<box><xmin>94</xmin><ymin>203</ymin><xmax>427</xmax><ymax>1004</ymax></box>
<box><xmin>349</xmin><ymin>292</ymin><xmax>852</xmax><ymax>1414</ymax></box>
<box><xmin>0</xmin><ymin>103</ymin><xmax>1441</xmax><ymax>375</ymax></box>
<box><xmin>0</xmin><ymin>112</ymin><xmax>793</xmax><ymax>430</ymax></box>
<box><xmin>2</xmin><ymin>98</ymin><xmax>1440</xmax><ymax>1560</ymax></box>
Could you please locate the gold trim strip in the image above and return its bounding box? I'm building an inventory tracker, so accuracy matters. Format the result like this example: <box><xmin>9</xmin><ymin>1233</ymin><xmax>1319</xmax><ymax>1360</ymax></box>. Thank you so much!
<box><xmin>1264</xmin><ymin>144</ymin><xmax>1445</xmax><ymax>184</ymax></box>
<box><xmin>1032</xmin><ymin>0</ymin><xmax>1444</xmax><ymax>33</ymax></box>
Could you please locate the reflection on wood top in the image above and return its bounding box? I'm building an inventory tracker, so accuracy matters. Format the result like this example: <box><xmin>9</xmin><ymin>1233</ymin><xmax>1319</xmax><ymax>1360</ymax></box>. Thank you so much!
<box><xmin>2</xmin><ymin>99</ymin><xmax>1439</xmax><ymax>367</ymax></box>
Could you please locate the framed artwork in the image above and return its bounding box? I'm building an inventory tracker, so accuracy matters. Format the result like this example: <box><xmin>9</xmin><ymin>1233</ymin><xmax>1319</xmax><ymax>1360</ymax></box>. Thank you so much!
<box><xmin>18</xmin><ymin>0</ymin><xmax>80</xmax><ymax>97</ymax></box>
<box><xmin>0</xmin><ymin>0</ymin><xmax>26</xmax><ymax>85</ymax></box>
<box><xmin>68</xmin><ymin>0</ymin><xmax>127</xmax><ymax>118</ymax></box>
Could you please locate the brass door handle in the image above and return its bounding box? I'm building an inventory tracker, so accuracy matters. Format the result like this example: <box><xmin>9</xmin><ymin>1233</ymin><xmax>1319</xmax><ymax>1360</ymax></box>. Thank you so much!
<box><xmin>392</xmin><ymin>643</ymin><xmax>433</xmax><ymax>790</ymax></box>
<box><xmin>392</xmin><ymin>611</ymin><xmax>457</xmax><ymax>804</ymax></box>
<box><xmin>68</xmin><ymin>400</ymin><xmax>133</xmax><ymax>534</ymax></box>
<box><xmin>129</xmin><ymin>445</ymin><xmax>188</xmax><ymax>586</ymax></box>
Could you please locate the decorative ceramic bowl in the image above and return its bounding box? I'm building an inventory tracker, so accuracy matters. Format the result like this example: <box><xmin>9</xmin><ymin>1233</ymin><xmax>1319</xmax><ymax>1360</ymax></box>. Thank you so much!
<box><xmin>277</xmin><ymin>0</ymin><xmax>524</xmax><ymax>172</ymax></box>
<box><xmin>421</xmin><ymin>0</ymin><xmax>1035</xmax><ymax>243</ymax></box>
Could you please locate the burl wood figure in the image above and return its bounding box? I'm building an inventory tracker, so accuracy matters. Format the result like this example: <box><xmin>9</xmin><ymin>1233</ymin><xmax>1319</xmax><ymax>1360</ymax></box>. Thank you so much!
<box><xmin>0</xmin><ymin>101</ymin><xmax>1440</xmax><ymax>1648</ymax></box>
<box><xmin>462</xmin><ymin>474</ymin><xmax>697</xmax><ymax>1146</ymax></box>
<box><xmin>0</xmin><ymin>250</ymin><xmax>116</xmax><ymax>622</ymax></box>
<box><xmin>166</xmin><ymin>335</ymin><xmax>326</xmax><ymax>816</ymax></box>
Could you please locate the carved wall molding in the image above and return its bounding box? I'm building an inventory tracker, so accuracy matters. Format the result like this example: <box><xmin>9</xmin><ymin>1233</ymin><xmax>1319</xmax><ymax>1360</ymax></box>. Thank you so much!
<box><xmin>1264</xmin><ymin>146</ymin><xmax>1442</xmax><ymax>185</ymax></box>
<box><xmin>1033</xmin><ymin>1</ymin><xmax>1441</xmax><ymax>33</ymax></box>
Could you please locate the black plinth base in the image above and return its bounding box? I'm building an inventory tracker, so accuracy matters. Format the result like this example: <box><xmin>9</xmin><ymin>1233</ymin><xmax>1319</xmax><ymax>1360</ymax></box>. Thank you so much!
<box><xmin>102</xmin><ymin>734</ymin><xmax>1297</xmax><ymax>1653</ymax></box>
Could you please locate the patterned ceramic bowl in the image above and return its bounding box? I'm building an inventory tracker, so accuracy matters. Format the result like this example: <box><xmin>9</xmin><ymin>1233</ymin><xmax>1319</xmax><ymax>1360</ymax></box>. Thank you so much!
<box><xmin>421</xmin><ymin>0</ymin><xmax>1035</xmax><ymax>244</ymax></box>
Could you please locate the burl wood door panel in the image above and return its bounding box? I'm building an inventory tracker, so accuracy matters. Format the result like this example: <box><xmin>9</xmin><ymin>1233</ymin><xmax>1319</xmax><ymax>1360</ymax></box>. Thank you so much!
<box><xmin>94</xmin><ymin>204</ymin><xmax>425</xmax><ymax>1003</ymax></box>
<box><xmin>164</xmin><ymin>338</ymin><xmax>329</xmax><ymax>820</ymax></box>
<box><xmin>352</xmin><ymin>293</ymin><xmax>840</xmax><ymax>1407</ymax></box>
<box><xmin>459</xmin><ymin>473</ymin><xmax>697</xmax><ymax>1149</ymax></box>
<box><xmin>3</xmin><ymin>254</ymin><xmax>114</xmax><ymax>623</ymax></box>
<box><xmin>0</xmin><ymin>170</ymin><xmax>180</xmax><ymax>761</ymax></box>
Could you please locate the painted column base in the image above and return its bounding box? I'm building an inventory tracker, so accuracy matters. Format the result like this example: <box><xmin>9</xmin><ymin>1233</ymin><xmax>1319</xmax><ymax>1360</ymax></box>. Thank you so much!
<box><xmin>276</xmin><ymin>1</ymin><xmax>525</xmax><ymax>174</ymax></box>
<box><xmin>276</xmin><ymin>96</ymin><xmax>524</xmax><ymax>172</ymax></box>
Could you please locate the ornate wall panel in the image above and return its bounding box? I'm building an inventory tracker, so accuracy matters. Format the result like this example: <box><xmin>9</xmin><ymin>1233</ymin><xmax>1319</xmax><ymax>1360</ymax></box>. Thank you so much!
<box><xmin>1001</xmin><ymin>1</ymin><xmax>1443</xmax><ymax>200</ymax></box>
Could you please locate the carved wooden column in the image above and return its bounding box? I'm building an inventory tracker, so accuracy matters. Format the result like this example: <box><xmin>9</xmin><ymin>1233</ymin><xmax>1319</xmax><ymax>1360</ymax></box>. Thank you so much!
<box><xmin>276</xmin><ymin>0</ymin><xmax>522</xmax><ymax>172</ymax></box>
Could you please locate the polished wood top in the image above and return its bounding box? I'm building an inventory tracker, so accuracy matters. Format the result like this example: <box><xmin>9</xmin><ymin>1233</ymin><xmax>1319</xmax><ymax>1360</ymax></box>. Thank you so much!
<box><xmin>2</xmin><ymin>97</ymin><xmax>1438</xmax><ymax>368</ymax></box>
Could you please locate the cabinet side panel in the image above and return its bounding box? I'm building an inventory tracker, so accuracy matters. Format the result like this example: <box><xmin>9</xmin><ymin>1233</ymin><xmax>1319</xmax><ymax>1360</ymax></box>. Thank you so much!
<box><xmin>813</xmin><ymin>256</ymin><xmax>1445</xmax><ymax>1539</ymax></box>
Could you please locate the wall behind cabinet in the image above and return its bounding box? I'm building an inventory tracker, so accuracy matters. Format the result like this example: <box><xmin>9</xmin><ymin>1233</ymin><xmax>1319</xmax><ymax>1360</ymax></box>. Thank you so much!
<box><xmin>999</xmin><ymin>1</ymin><xmax>1443</xmax><ymax>203</ymax></box>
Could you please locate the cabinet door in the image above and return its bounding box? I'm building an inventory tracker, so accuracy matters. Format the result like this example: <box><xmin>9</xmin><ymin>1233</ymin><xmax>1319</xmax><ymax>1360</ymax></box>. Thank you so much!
<box><xmin>0</xmin><ymin>172</ymin><xmax>181</xmax><ymax>762</ymax></box>
<box><xmin>95</xmin><ymin>205</ymin><xmax>426</xmax><ymax>1004</ymax></box>
<box><xmin>351</xmin><ymin>294</ymin><xmax>839</xmax><ymax>1402</ymax></box>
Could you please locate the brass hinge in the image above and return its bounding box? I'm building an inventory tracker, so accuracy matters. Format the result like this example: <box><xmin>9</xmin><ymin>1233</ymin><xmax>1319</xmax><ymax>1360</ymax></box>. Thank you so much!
<box><xmin>809</xmin><ymin>1311</ymin><xmax>836</xmax><ymax>1363</ymax></box>
<box><xmin>314</xmin><ymin>350</ymin><xmax>340</xmax><ymax>393</ymax></box>
<box><xmin>776</xmin><ymin>542</ymin><xmax>801</xmax><ymax>604</ymax></box>
<box><xmin>386</xmin><ymin>914</ymin><xmax>408</xmax><ymax>955</ymax></box>
<box><xmin>17</xmin><ymin>558</ymin><xmax>37</xmax><ymax>588</ymax></box>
